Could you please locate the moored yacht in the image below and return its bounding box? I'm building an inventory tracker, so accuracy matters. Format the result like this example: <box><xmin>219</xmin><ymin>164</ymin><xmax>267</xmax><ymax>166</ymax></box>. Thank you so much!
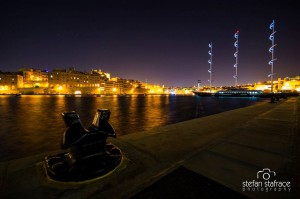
<box><xmin>215</xmin><ymin>89</ymin><xmax>263</xmax><ymax>97</ymax></box>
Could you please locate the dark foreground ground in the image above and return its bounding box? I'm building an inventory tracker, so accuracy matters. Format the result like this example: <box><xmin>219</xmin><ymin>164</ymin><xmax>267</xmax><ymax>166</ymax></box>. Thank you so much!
<box><xmin>1</xmin><ymin>97</ymin><xmax>299</xmax><ymax>199</ymax></box>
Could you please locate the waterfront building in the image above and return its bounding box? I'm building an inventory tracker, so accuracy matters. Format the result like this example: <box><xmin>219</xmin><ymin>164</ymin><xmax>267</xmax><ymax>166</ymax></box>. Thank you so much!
<box><xmin>92</xmin><ymin>69</ymin><xmax>110</xmax><ymax>80</ymax></box>
<box><xmin>104</xmin><ymin>79</ymin><xmax>120</xmax><ymax>95</ymax></box>
<box><xmin>279</xmin><ymin>76</ymin><xmax>300</xmax><ymax>92</ymax></box>
<box><xmin>253</xmin><ymin>81</ymin><xmax>276</xmax><ymax>92</ymax></box>
<box><xmin>253</xmin><ymin>76</ymin><xmax>300</xmax><ymax>93</ymax></box>
<box><xmin>1</xmin><ymin>67</ymin><xmax>299</xmax><ymax>95</ymax></box>
<box><xmin>134</xmin><ymin>81</ymin><xmax>149</xmax><ymax>94</ymax></box>
<box><xmin>122</xmin><ymin>79</ymin><xmax>137</xmax><ymax>94</ymax></box>
<box><xmin>121</xmin><ymin>79</ymin><xmax>146</xmax><ymax>94</ymax></box>
<box><xmin>0</xmin><ymin>72</ymin><xmax>23</xmax><ymax>94</ymax></box>
<box><xmin>48</xmin><ymin>68</ymin><xmax>108</xmax><ymax>94</ymax></box>
<box><xmin>147</xmin><ymin>84</ymin><xmax>164</xmax><ymax>94</ymax></box>
<box><xmin>18</xmin><ymin>68</ymin><xmax>49</xmax><ymax>94</ymax></box>
<box><xmin>114</xmin><ymin>78</ymin><xmax>132</xmax><ymax>94</ymax></box>
<box><xmin>104</xmin><ymin>78</ymin><xmax>148</xmax><ymax>95</ymax></box>
<box><xmin>18</xmin><ymin>68</ymin><xmax>49</xmax><ymax>86</ymax></box>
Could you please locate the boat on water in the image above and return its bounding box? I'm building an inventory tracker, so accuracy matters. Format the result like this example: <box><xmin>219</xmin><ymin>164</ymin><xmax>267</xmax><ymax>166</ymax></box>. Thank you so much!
<box><xmin>193</xmin><ymin>91</ymin><xmax>215</xmax><ymax>96</ymax></box>
<box><xmin>215</xmin><ymin>89</ymin><xmax>263</xmax><ymax>97</ymax></box>
<box><xmin>194</xmin><ymin>89</ymin><xmax>264</xmax><ymax>97</ymax></box>
<box><xmin>215</xmin><ymin>89</ymin><xmax>298</xmax><ymax>98</ymax></box>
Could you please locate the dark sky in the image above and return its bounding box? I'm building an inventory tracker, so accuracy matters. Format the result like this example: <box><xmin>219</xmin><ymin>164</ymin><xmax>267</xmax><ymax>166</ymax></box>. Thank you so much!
<box><xmin>0</xmin><ymin>0</ymin><xmax>299</xmax><ymax>86</ymax></box>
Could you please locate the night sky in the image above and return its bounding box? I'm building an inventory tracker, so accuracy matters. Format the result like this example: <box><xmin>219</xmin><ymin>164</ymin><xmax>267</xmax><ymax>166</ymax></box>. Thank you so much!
<box><xmin>0</xmin><ymin>0</ymin><xmax>299</xmax><ymax>86</ymax></box>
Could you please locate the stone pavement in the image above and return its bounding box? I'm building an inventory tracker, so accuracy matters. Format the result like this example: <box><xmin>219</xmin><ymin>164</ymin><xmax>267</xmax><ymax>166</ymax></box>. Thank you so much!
<box><xmin>0</xmin><ymin>97</ymin><xmax>299</xmax><ymax>199</ymax></box>
<box><xmin>183</xmin><ymin>97</ymin><xmax>299</xmax><ymax>198</ymax></box>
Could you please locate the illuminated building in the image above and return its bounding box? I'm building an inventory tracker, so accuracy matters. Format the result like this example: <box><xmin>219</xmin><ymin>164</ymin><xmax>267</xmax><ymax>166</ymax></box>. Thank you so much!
<box><xmin>253</xmin><ymin>76</ymin><xmax>300</xmax><ymax>93</ymax></box>
<box><xmin>104</xmin><ymin>79</ymin><xmax>119</xmax><ymax>95</ymax></box>
<box><xmin>104</xmin><ymin>78</ymin><xmax>148</xmax><ymax>95</ymax></box>
<box><xmin>18</xmin><ymin>68</ymin><xmax>49</xmax><ymax>94</ymax></box>
<box><xmin>147</xmin><ymin>84</ymin><xmax>164</xmax><ymax>94</ymax></box>
<box><xmin>0</xmin><ymin>72</ymin><xmax>23</xmax><ymax>94</ymax></box>
<box><xmin>1</xmin><ymin>67</ymin><xmax>299</xmax><ymax>95</ymax></box>
<box><xmin>278</xmin><ymin>76</ymin><xmax>300</xmax><ymax>92</ymax></box>
<box><xmin>92</xmin><ymin>69</ymin><xmax>110</xmax><ymax>80</ymax></box>
<box><xmin>48</xmin><ymin>68</ymin><xmax>107</xmax><ymax>94</ymax></box>
<box><xmin>254</xmin><ymin>82</ymin><xmax>273</xmax><ymax>92</ymax></box>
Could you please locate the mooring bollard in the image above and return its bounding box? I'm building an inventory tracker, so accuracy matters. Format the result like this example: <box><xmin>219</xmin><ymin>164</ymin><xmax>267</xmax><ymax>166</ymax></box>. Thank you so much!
<box><xmin>44</xmin><ymin>109</ymin><xmax>122</xmax><ymax>182</ymax></box>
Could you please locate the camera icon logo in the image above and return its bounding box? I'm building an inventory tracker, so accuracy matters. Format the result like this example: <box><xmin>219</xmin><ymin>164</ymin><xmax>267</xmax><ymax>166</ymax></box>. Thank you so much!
<box><xmin>257</xmin><ymin>168</ymin><xmax>276</xmax><ymax>180</ymax></box>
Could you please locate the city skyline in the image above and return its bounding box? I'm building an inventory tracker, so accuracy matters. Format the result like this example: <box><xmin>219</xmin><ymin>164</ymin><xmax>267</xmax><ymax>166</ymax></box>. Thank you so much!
<box><xmin>0</xmin><ymin>0</ymin><xmax>299</xmax><ymax>86</ymax></box>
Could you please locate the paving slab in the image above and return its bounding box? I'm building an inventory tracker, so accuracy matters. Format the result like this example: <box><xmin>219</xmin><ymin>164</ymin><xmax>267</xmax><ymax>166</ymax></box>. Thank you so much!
<box><xmin>225</xmin><ymin>129</ymin><xmax>291</xmax><ymax>155</ymax></box>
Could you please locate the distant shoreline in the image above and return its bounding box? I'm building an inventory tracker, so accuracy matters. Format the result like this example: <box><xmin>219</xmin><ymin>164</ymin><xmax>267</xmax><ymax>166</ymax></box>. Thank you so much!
<box><xmin>0</xmin><ymin>93</ymin><xmax>180</xmax><ymax>96</ymax></box>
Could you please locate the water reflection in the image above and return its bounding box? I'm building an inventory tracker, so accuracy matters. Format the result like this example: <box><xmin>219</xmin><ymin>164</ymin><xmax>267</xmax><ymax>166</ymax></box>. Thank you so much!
<box><xmin>0</xmin><ymin>95</ymin><xmax>264</xmax><ymax>161</ymax></box>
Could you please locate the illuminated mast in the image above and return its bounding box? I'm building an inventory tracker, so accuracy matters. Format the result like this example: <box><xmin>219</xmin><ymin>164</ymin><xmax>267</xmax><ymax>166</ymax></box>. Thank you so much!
<box><xmin>233</xmin><ymin>30</ymin><xmax>239</xmax><ymax>87</ymax></box>
<box><xmin>268</xmin><ymin>20</ymin><xmax>277</xmax><ymax>93</ymax></box>
<box><xmin>208</xmin><ymin>42</ymin><xmax>213</xmax><ymax>91</ymax></box>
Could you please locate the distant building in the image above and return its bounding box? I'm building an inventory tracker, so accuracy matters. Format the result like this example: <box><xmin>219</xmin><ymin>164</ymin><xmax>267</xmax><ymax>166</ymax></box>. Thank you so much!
<box><xmin>48</xmin><ymin>68</ymin><xmax>106</xmax><ymax>94</ymax></box>
<box><xmin>92</xmin><ymin>69</ymin><xmax>110</xmax><ymax>80</ymax></box>
<box><xmin>254</xmin><ymin>82</ymin><xmax>272</xmax><ymax>92</ymax></box>
<box><xmin>1</xmin><ymin>67</ymin><xmax>299</xmax><ymax>95</ymax></box>
<box><xmin>253</xmin><ymin>76</ymin><xmax>300</xmax><ymax>93</ymax></box>
<box><xmin>18</xmin><ymin>68</ymin><xmax>49</xmax><ymax>94</ymax></box>
<box><xmin>279</xmin><ymin>76</ymin><xmax>300</xmax><ymax>92</ymax></box>
<box><xmin>0</xmin><ymin>72</ymin><xmax>23</xmax><ymax>94</ymax></box>
<box><xmin>18</xmin><ymin>68</ymin><xmax>48</xmax><ymax>86</ymax></box>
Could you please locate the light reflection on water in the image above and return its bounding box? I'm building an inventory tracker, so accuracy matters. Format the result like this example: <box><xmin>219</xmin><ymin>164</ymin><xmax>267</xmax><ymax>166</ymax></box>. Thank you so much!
<box><xmin>0</xmin><ymin>95</ymin><xmax>264</xmax><ymax>161</ymax></box>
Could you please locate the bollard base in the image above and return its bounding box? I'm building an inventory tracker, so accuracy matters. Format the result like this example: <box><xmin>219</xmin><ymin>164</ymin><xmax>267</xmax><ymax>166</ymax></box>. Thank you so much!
<box><xmin>44</xmin><ymin>144</ymin><xmax>122</xmax><ymax>182</ymax></box>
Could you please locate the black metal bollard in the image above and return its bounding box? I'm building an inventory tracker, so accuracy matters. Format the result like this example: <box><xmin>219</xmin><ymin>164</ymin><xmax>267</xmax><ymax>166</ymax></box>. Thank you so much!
<box><xmin>270</xmin><ymin>95</ymin><xmax>275</xmax><ymax>103</ymax></box>
<box><xmin>44</xmin><ymin>109</ymin><xmax>122</xmax><ymax>182</ymax></box>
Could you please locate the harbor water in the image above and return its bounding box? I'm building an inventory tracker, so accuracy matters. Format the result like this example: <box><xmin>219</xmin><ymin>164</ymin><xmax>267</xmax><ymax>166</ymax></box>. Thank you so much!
<box><xmin>0</xmin><ymin>95</ymin><xmax>266</xmax><ymax>161</ymax></box>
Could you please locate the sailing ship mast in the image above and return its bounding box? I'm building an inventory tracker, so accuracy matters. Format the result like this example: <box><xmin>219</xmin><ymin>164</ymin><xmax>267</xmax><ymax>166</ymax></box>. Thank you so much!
<box><xmin>208</xmin><ymin>42</ymin><xmax>213</xmax><ymax>91</ymax></box>
<box><xmin>233</xmin><ymin>30</ymin><xmax>239</xmax><ymax>87</ymax></box>
<box><xmin>268</xmin><ymin>20</ymin><xmax>277</xmax><ymax>93</ymax></box>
